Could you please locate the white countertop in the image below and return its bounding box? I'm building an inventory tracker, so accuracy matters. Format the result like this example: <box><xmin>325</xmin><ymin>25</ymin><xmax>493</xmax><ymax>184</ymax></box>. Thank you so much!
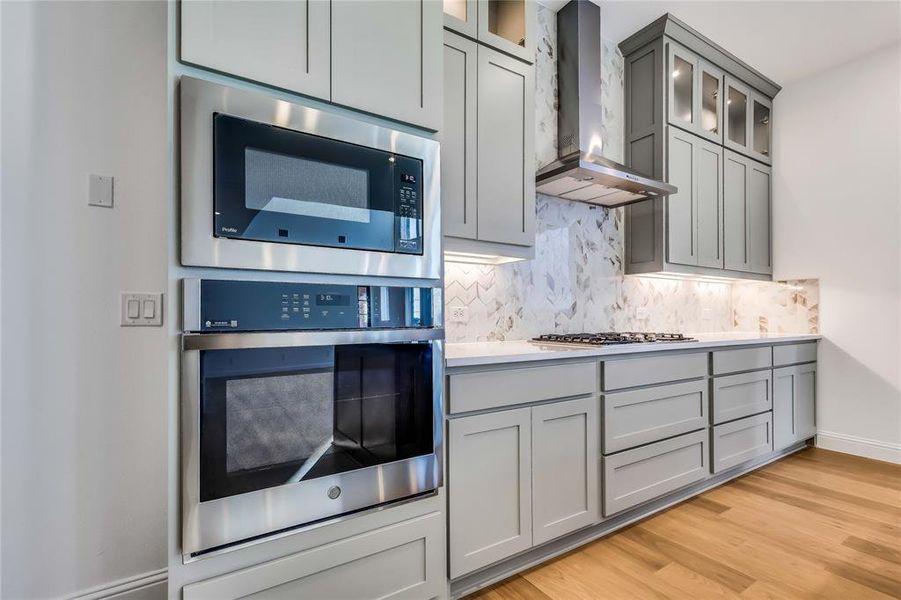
<box><xmin>445</xmin><ymin>333</ymin><xmax>822</xmax><ymax>368</ymax></box>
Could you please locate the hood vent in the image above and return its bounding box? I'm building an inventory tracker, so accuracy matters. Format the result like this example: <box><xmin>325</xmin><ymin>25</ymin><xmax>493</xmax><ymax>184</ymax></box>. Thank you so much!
<box><xmin>535</xmin><ymin>0</ymin><xmax>676</xmax><ymax>206</ymax></box>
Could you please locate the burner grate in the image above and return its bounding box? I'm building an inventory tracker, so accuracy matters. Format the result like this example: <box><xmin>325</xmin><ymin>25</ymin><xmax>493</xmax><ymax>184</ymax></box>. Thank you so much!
<box><xmin>531</xmin><ymin>332</ymin><xmax>697</xmax><ymax>346</ymax></box>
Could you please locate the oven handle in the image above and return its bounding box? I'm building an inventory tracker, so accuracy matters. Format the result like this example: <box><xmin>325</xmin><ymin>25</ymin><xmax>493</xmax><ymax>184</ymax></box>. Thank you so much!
<box><xmin>182</xmin><ymin>327</ymin><xmax>444</xmax><ymax>351</ymax></box>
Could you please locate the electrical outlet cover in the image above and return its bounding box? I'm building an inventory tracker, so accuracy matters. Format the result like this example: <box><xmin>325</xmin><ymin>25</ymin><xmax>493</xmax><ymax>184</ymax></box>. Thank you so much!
<box><xmin>88</xmin><ymin>174</ymin><xmax>114</xmax><ymax>208</ymax></box>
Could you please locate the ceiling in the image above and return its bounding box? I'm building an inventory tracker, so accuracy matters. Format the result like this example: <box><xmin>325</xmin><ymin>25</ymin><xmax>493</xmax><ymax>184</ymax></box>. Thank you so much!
<box><xmin>538</xmin><ymin>1</ymin><xmax>901</xmax><ymax>85</ymax></box>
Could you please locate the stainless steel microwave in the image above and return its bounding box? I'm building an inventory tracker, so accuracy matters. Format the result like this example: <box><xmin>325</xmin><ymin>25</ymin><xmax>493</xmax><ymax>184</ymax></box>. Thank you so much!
<box><xmin>180</xmin><ymin>77</ymin><xmax>441</xmax><ymax>279</ymax></box>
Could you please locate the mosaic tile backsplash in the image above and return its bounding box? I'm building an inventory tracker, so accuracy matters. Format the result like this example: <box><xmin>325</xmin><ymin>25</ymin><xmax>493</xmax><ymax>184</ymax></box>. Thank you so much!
<box><xmin>443</xmin><ymin>7</ymin><xmax>819</xmax><ymax>343</ymax></box>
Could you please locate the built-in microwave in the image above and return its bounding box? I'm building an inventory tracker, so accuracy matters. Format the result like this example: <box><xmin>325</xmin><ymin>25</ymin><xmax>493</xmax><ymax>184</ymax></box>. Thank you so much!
<box><xmin>180</xmin><ymin>77</ymin><xmax>441</xmax><ymax>279</ymax></box>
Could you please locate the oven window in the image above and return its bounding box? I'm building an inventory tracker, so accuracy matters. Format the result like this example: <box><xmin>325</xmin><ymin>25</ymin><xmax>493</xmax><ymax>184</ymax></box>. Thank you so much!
<box><xmin>244</xmin><ymin>148</ymin><xmax>373</xmax><ymax>224</ymax></box>
<box><xmin>199</xmin><ymin>344</ymin><xmax>434</xmax><ymax>502</ymax></box>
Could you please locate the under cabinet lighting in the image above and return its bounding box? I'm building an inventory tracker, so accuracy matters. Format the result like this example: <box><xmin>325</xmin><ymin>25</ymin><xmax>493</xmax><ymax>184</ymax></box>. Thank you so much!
<box><xmin>444</xmin><ymin>251</ymin><xmax>526</xmax><ymax>265</ymax></box>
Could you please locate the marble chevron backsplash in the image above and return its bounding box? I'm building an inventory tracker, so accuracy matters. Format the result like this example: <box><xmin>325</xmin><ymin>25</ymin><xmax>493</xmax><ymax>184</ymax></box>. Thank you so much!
<box><xmin>443</xmin><ymin>6</ymin><xmax>819</xmax><ymax>343</ymax></box>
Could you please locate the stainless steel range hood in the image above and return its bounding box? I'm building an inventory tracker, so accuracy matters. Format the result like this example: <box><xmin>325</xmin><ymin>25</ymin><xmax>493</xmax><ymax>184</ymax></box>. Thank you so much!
<box><xmin>536</xmin><ymin>0</ymin><xmax>676</xmax><ymax>206</ymax></box>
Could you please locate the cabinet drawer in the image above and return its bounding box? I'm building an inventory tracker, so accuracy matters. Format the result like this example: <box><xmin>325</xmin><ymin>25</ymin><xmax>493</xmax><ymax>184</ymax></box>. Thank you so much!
<box><xmin>773</xmin><ymin>342</ymin><xmax>817</xmax><ymax>366</ymax></box>
<box><xmin>604</xmin><ymin>379</ymin><xmax>708</xmax><ymax>453</ymax></box>
<box><xmin>711</xmin><ymin>370</ymin><xmax>772</xmax><ymax>425</ymax></box>
<box><xmin>603</xmin><ymin>430</ymin><xmax>708</xmax><ymax>516</ymax></box>
<box><xmin>449</xmin><ymin>361</ymin><xmax>596</xmax><ymax>414</ymax></box>
<box><xmin>603</xmin><ymin>352</ymin><xmax>707</xmax><ymax>391</ymax></box>
<box><xmin>712</xmin><ymin>413</ymin><xmax>773</xmax><ymax>473</ymax></box>
<box><xmin>183</xmin><ymin>511</ymin><xmax>444</xmax><ymax>600</ymax></box>
<box><xmin>712</xmin><ymin>347</ymin><xmax>772</xmax><ymax>375</ymax></box>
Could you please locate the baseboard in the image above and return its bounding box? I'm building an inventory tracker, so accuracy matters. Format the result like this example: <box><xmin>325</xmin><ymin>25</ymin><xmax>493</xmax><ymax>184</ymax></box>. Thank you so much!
<box><xmin>816</xmin><ymin>431</ymin><xmax>901</xmax><ymax>464</ymax></box>
<box><xmin>68</xmin><ymin>568</ymin><xmax>167</xmax><ymax>600</ymax></box>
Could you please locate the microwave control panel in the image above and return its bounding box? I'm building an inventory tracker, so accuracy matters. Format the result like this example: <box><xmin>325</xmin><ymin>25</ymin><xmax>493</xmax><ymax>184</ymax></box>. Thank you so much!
<box><xmin>191</xmin><ymin>279</ymin><xmax>435</xmax><ymax>332</ymax></box>
<box><xmin>394</xmin><ymin>155</ymin><xmax>424</xmax><ymax>255</ymax></box>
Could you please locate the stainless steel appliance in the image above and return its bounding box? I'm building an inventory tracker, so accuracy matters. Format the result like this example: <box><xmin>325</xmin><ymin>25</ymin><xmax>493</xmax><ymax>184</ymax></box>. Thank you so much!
<box><xmin>532</xmin><ymin>332</ymin><xmax>697</xmax><ymax>346</ymax></box>
<box><xmin>535</xmin><ymin>1</ymin><xmax>676</xmax><ymax>206</ymax></box>
<box><xmin>180</xmin><ymin>76</ymin><xmax>441</xmax><ymax>279</ymax></box>
<box><xmin>181</xmin><ymin>278</ymin><xmax>444</xmax><ymax>557</ymax></box>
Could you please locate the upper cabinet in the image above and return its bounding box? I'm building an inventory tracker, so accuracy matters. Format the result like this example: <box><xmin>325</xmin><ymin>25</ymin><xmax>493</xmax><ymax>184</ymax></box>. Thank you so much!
<box><xmin>180</xmin><ymin>0</ymin><xmax>442</xmax><ymax>131</ymax></box>
<box><xmin>621</xmin><ymin>14</ymin><xmax>780</xmax><ymax>281</ymax></box>
<box><xmin>444</xmin><ymin>0</ymin><xmax>537</xmax><ymax>64</ymax></box>
<box><xmin>180</xmin><ymin>0</ymin><xmax>331</xmax><ymax>100</ymax></box>
<box><xmin>331</xmin><ymin>0</ymin><xmax>442</xmax><ymax>131</ymax></box>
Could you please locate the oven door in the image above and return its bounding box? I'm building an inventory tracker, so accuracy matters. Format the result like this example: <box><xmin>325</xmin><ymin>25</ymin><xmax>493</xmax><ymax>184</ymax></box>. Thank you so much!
<box><xmin>181</xmin><ymin>328</ymin><xmax>443</xmax><ymax>557</ymax></box>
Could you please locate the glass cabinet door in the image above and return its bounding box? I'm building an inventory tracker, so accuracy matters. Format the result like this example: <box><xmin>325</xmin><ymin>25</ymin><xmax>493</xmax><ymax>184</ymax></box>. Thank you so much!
<box><xmin>724</xmin><ymin>75</ymin><xmax>751</xmax><ymax>154</ymax></box>
<box><xmin>750</xmin><ymin>92</ymin><xmax>773</xmax><ymax>164</ymax></box>
<box><xmin>478</xmin><ymin>0</ymin><xmax>536</xmax><ymax>64</ymax></box>
<box><xmin>698</xmin><ymin>60</ymin><xmax>723</xmax><ymax>143</ymax></box>
<box><xmin>668</xmin><ymin>43</ymin><xmax>696</xmax><ymax>130</ymax></box>
<box><xmin>444</xmin><ymin>0</ymin><xmax>477</xmax><ymax>38</ymax></box>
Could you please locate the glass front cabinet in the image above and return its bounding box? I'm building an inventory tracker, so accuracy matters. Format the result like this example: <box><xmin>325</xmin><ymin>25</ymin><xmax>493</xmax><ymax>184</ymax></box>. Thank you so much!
<box><xmin>443</xmin><ymin>0</ymin><xmax>536</xmax><ymax>64</ymax></box>
<box><xmin>725</xmin><ymin>75</ymin><xmax>773</xmax><ymax>165</ymax></box>
<box><xmin>667</xmin><ymin>42</ymin><xmax>723</xmax><ymax>144</ymax></box>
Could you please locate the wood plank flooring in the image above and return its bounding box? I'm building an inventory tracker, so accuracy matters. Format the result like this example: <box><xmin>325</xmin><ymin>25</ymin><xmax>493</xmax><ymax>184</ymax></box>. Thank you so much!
<box><xmin>466</xmin><ymin>448</ymin><xmax>901</xmax><ymax>600</ymax></box>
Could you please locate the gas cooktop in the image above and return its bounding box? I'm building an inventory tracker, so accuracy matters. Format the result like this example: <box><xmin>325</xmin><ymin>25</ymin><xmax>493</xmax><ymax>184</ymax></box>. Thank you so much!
<box><xmin>531</xmin><ymin>332</ymin><xmax>697</xmax><ymax>346</ymax></box>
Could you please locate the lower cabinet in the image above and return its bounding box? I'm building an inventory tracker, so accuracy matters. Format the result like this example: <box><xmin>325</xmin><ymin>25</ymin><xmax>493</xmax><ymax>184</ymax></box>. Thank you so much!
<box><xmin>711</xmin><ymin>412</ymin><xmax>773</xmax><ymax>473</ymax></box>
<box><xmin>448</xmin><ymin>397</ymin><xmax>599</xmax><ymax>577</ymax></box>
<box><xmin>773</xmin><ymin>363</ymin><xmax>817</xmax><ymax>450</ymax></box>
<box><xmin>183</xmin><ymin>511</ymin><xmax>446</xmax><ymax>600</ymax></box>
<box><xmin>711</xmin><ymin>369</ymin><xmax>772</xmax><ymax>425</ymax></box>
<box><xmin>603</xmin><ymin>429</ymin><xmax>708</xmax><ymax>516</ymax></box>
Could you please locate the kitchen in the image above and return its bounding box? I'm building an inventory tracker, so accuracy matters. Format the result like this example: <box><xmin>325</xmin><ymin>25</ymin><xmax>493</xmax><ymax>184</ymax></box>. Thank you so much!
<box><xmin>0</xmin><ymin>0</ymin><xmax>899</xmax><ymax>599</ymax></box>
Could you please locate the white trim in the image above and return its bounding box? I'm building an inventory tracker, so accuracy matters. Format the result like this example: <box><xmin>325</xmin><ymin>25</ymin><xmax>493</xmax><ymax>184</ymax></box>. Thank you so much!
<box><xmin>816</xmin><ymin>431</ymin><xmax>901</xmax><ymax>464</ymax></box>
<box><xmin>67</xmin><ymin>568</ymin><xmax>167</xmax><ymax>600</ymax></box>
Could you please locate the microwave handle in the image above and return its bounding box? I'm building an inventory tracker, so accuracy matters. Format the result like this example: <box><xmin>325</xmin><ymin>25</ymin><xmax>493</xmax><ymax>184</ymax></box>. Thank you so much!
<box><xmin>182</xmin><ymin>327</ymin><xmax>443</xmax><ymax>351</ymax></box>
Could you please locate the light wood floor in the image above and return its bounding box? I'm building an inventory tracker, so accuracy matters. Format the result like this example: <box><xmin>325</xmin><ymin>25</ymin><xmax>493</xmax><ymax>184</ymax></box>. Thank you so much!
<box><xmin>467</xmin><ymin>448</ymin><xmax>901</xmax><ymax>600</ymax></box>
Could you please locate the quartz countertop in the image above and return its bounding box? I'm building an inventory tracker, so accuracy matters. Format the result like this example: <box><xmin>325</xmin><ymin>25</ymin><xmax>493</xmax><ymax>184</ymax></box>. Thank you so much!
<box><xmin>445</xmin><ymin>333</ymin><xmax>822</xmax><ymax>368</ymax></box>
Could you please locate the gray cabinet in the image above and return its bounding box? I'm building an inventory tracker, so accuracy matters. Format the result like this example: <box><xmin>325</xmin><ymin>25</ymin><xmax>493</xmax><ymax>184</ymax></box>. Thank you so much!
<box><xmin>444</xmin><ymin>0</ymin><xmax>537</xmax><ymax>64</ymax></box>
<box><xmin>711</xmin><ymin>370</ymin><xmax>772</xmax><ymax>425</ymax></box>
<box><xmin>773</xmin><ymin>363</ymin><xmax>817</xmax><ymax>450</ymax></box>
<box><xmin>603</xmin><ymin>351</ymin><xmax>707</xmax><ymax>391</ymax></box>
<box><xmin>603</xmin><ymin>429</ymin><xmax>708</xmax><ymax>516</ymax></box>
<box><xmin>476</xmin><ymin>46</ymin><xmax>535</xmax><ymax>246</ymax></box>
<box><xmin>621</xmin><ymin>15</ymin><xmax>779</xmax><ymax>281</ymax></box>
<box><xmin>666</xmin><ymin>127</ymin><xmax>724</xmax><ymax>268</ymax></box>
<box><xmin>667</xmin><ymin>41</ymin><xmax>723</xmax><ymax>143</ymax></box>
<box><xmin>711</xmin><ymin>412</ymin><xmax>773</xmax><ymax>473</ymax></box>
<box><xmin>532</xmin><ymin>397</ymin><xmax>600</xmax><ymax>545</ymax></box>
<box><xmin>330</xmin><ymin>0</ymin><xmax>443</xmax><ymax>131</ymax></box>
<box><xmin>448</xmin><ymin>408</ymin><xmax>532</xmax><ymax>578</ymax></box>
<box><xmin>183</xmin><ymin>511</ymin><xmax>446</xmax><ymax>600</ymax></box>
<box><xmin>724</xmin><ymin>150</ymin><xmax>772</xmax><ymax>274</ymax></box>
<box><xmin>180</xmin><ymin>0</ymin><xmax>330</xmax><ymax>100</ymax></box>
<box><xmin>442</xmin><ymin>31</ymin><xmax>478</xmax><ymax>239</ymax></box>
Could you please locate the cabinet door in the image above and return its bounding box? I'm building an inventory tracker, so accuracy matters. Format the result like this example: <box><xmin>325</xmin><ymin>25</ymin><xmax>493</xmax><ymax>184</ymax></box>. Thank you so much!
<box><xmin>442</xmin><ymin>31</ymin><xmax>478</xmax><ymax>240</ymax></box>
<box><xmin>724</xmin><ymin>75</ymin><xmax>752</xmax><ymax>156</ymax></box>
<box><xmin>478</xmin><ymin>0</ymin><xmax>537</xmax><ymax>64</ymax></box>
<box><xmin>448</xmin><ymin>409</ymin><xmax>532</xmax><ymax>578</ymax></box>
<box><xmin>773</xmin><ymin>363</ymin><xmax>817</xmax><ymax>450</ymax></box>
<box><xmin>724</xmin><ymin>150</ymin><xmax>772</xmax><ymax>274</ymax></box>
<box><xmin>749</xmin><ymin>91</ymin><xmax>773</xmax><ymax>165</ymax></box>
<box><xmin>666</xmin><ymin>128</ymin><xmax>723</xmax><ymax>268</ymax></box>
<box><xmin>476</xmin><ymin>46</ymin><xmax>535</xmax><ymax>246</ymax></box>
<box><xmin>698</xmin><ymin>59</ymin><xmax>724</xmax><ymax>143</ymax></box>
<box><xmin>180</xmin><ymin>0</ymin><xmax>330</xmax><ymax>101</ymax></box>
<box><xmin>331</xmin><ymin>0</ymin><xmax>442</xmax><ymax>131</ymax></box>
<box><xmin>532</xmin><ymin>397</ymin><xmax>599</xmax><ymax>545</ymax></box>
<box><xmin>444</xmin><ymin>0</ymin><xmax>478</xmax><ymax>38</ymax></box>
<box><xmin>666</xmin><ymin>42</ymin><xmax>722</xmax><ymax>144</ymax></box>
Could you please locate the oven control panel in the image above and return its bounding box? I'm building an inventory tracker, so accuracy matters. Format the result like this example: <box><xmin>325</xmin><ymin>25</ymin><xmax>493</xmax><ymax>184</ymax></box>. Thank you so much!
<box><xmin>188</xmin><ymin>279</ymin><xmax>437</xmax><ymax>332</ymax></box>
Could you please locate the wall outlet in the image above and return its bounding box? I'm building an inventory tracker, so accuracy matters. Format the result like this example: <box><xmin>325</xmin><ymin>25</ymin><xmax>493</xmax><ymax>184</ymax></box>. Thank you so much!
<box><xmin>88</xmin><ymin>174</ymin><xmax>114</xmax><ymax>208</ymax></box>
<box><xmin>449</xmin><ymin>305</ymin><xmax>469</xmax><ymax>323</ymax></box>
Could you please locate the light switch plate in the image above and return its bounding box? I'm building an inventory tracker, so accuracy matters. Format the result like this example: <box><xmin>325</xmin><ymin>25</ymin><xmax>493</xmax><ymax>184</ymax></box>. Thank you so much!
<box><xmin>121</xmin><ymin>292</ymin><xmax>163</xmax><ymax>327</ymax></box>
<box><xmin>89</xmin><ymin>174</ymin><xmax>114</xmax><ymax>208</ymax></box>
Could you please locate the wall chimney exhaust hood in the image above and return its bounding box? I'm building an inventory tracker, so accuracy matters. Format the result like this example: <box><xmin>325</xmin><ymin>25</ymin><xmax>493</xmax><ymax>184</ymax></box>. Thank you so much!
<box><xmin>535</xmin><ymin>0</ymin><xmax>676</xmax><ymax>207</ymax></box>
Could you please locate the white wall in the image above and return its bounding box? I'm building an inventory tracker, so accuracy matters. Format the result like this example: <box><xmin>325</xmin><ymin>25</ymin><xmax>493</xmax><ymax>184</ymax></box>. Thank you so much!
<box><xmin>1</xmin><ymin>2</ymin><xmax>169</xmax><ymax>598</ymax></box>
<box><xmin>773</xmin><ymin>43</ymin><xmax>901</xmax><ymax>462</ymax></box>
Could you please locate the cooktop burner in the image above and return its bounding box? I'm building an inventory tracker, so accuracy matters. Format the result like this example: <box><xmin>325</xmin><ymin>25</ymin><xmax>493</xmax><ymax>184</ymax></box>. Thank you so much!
<box><xmin>531</xmin><ymin>332</ymin><xmax>697</xmax><ymax>346</ymax></box>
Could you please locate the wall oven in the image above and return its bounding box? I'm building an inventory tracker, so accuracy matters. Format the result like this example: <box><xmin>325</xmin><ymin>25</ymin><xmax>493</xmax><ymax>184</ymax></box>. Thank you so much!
<box><xmin>180</xmin><ymin>76</ymin><xmax>441</xmax><ymax>279</ymax></box>
<box><xmin>181</xmin><ymin>279</ymin><xmax>443</xmax><ymax>557</ymax></box>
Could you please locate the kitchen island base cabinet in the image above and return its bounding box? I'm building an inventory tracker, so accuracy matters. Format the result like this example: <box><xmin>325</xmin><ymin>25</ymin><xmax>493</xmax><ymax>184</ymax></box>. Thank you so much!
<box><xmin>712</xmin><ymin>412</ymin><xmax>773</xmax><ymax>473</ymax></box>
<box><xmin>532</xmin><ymin>397</ymin><xmax>600</xmax><ymax>545</ymax></box>
<box><xmin>603</xmin><ymin>429</ymin><xmax>708</xmax><ymax>517</ymax></box>
<box><xmin>183</xmin><ymin>511</ymin><xmax>446</xmax><ymax>600</ymax></box>
<box><xmin>448</xmin><ymin>409</ymin><xmax>532</xmax><ymax>578</ymax></box>
<box><xmin>773</xmin><ymin>363</ymin><xmax>817</xmax><ymax>450</ymax></box>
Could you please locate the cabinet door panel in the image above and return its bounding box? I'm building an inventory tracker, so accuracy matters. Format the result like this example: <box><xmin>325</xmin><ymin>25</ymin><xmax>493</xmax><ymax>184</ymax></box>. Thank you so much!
<box><xmin>448</xmin><ymin>409</ymin><xmax>532</xmax><ymax>577</ymax></box>
<box><xmin>724</xmin><ymin>150</ymin><xmax>750</xmax><ymax>271</ymax></box>
<box><xmin>181</xmin><ymin>0</ymin><xmax>330</xmax><ymax>101</ymax></box>
<box><xmin>724</xmin><ymin>75</ymin><xmax>752</xmax><ymax>155</ymax></box>
<box><xmin>444</xmin><ymin>0</ymin><xmax>479</xmax><ymax>38</ymax></box>
<box><xmin>532</xmin><ymin>397</ymin><xmax>600</xmax><ymax>545</ymax></box>
<box><xmin>747</xmin><ymin>162</ymin><xmax>773</xmax><ymax>274</ymax></box>
<box><xmin>666</xmin><ymin>128</ymin><xmax>696</xmax><ymax>266</ymax></box>
<box><xmin>712</xmin><ymin>370</ymin><xmax>772</xmax><ymax>425</ymax></box>
<box><xmin>698</xmin><ymin>59</ymin><xmax>724</xmax><ymax>143</ymax></box>
<box><xmin>477</xmin><ymin>0</ymin><xmax>537</xmax><ymax>64</ymax></box>
<box><xmin>774</xmin><ymin>363</ymin><xmax>817</xmax><ymax>450</ymax></box>
<box><xmin>476</xmin><ymin>46</ymin><xmax>535</xmax><ymax>246</ymax></box>
<box><xmin>331</xmin><ymin>0</ymin><xmax>442</xmax><ymax>131</ymax></box>
<box><xmin>712</xmin><ymin>413</ymin><xmax>773</xmax><ymax>473</ymax></box>
<box><xmin>442</xmin><ymin>32</ymin><xmax>478</xmax><ymax>239</ymax></box>
<box><xmin>667</xmin><ymin>42</ymin><xmax>697</xmax><ymax>132</ymax></box>
<box><xmin>696</xmin><ymin>139</ymin><xmax>723</xmax><ymax>268</ymax></box>
<box><xmin>749</xmin><ymin>91</ymin><xmax>773</xmax><ymax>165</ymax></box>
